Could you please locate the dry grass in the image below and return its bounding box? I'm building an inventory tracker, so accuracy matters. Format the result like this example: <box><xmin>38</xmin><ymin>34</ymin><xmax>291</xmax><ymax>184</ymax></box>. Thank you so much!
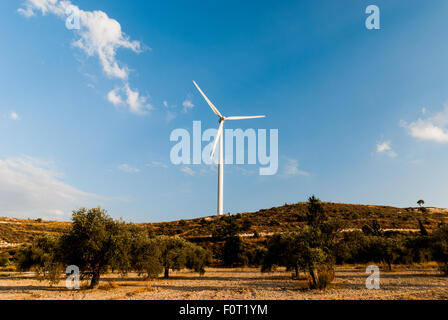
<box><xmin>0</xmin><ymin>267</ymin><xmax>448</xmax><ymax>300</ymax></box>
<box><xmin>98</xmin><ymin>281</ymin><xmax>120</xmax><ymax>291</ymax></box>
<box><xmin>125</xmin><ymin>284</ymin><xmax>155</xmax><ymax>297</ymax></box>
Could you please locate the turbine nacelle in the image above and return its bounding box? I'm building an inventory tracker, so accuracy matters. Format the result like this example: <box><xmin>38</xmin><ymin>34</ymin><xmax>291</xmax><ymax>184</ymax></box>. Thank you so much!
<box><xmin>192</xmin><ymin>81</ymin><xmax>265</xmax><ymax>159</ymax></box>
<box><xmin>192</xmin><ymin>80</ymin><xmax>266</xmax><ymax>215</ymax></box>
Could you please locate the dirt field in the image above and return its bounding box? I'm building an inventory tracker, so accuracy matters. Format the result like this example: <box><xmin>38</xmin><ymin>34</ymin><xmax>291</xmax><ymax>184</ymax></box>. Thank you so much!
<box><xmin>0</xmin><ymin>266</ymin><xmax>447</xmax><ymax>300</ymax></box>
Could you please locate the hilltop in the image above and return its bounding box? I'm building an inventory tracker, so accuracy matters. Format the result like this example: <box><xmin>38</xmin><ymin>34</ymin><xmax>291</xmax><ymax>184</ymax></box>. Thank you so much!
<box><xmin>1</xmin><ymin>202</ymin><xmax>447</xmax><ymax>249</ymax></box>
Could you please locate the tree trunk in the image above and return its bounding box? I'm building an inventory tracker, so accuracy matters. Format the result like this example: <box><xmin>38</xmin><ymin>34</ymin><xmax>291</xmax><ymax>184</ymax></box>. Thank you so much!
<box><xmin>295</xmin><ymin>265</ymin><xmax>299</xmax><ymax>279</ymax></box>
<box><xmin>90</xmin><ymin>270</ymin><xmax>101</xmax><ymax>289</ymax></box>
<box><xmin>164</xmin><ymin>267</ymin><xmax>169</xmax><ymax>279</ymax></box>
<box><xmin>309</xmin><ymin>268</ymin><xmax>318</xmax><ymax>288</ymax></box>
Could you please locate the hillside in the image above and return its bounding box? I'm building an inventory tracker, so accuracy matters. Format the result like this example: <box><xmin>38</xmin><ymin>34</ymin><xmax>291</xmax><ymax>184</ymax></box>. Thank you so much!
<box><xmin>1</xmin><ymin>202</ymin><xmax>447</xmax><ymax>249</ymax></box>
<box><xmin>0</xmin><ymin>202</ymin><xmax>448</xmax><ymax>248</ymax></box>
<box><xmin>146</xmin><ymin>203</ymin><xmax>448</xmax><ymax>239</ymax></box>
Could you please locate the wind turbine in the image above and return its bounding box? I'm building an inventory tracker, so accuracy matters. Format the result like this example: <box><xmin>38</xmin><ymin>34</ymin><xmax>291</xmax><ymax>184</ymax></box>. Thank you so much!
<box><xmin>193</xmin><ymin>81</ymin><xmax>265</xmax><ymax>216</ymax></box>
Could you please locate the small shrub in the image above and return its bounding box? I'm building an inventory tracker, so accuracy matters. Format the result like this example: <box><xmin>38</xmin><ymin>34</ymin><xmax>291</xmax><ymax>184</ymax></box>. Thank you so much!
<box><xmin>362</xmin><ymin>220</ymin><xmax>382</xmax><ymax>236</ymax></box>
<box><xmin>295</xmin><ymin>213</ymin><xmax>307</xmax><ymax>222</ymax></box>
<box><xmin>212</xmin><ymin>216</ymin><xmax>241</xmax><ymax>240</ymax></box>
<box><xmin>0</xmin><ymin>252</ymin><xmax>9</xmax><ymax>267</ymax></box>
<box><xmin>246</xmin><ymin>247</ymin><xmax>267</xmax><ymax>266</ymax></box>
<box><xmin>222</xmin><ymin>236</ymin><xmax>246</xmax><ymax>267</ymax></box>
<box><xmin>431</xmin><ymin>224</ymin><xmax>448</xmax><ymax>276</ymax></box>
<box><xmin>309</xmin><ymin>267</ymin><xmax>334</xmax><ymax>290</ymax></box>
<box><xmin>242</xmin><ymin>218</ymin><xmax>253</xmax><ymax>231</ymax></box>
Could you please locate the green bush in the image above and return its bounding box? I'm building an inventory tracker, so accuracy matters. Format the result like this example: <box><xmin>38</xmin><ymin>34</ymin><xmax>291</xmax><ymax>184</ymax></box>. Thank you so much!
<box><xmin>430</xmin><ymin>224</ymin><xmax>448</xmax><ymax>276</ymax></box>
<box><xmin>222</xmin><ymin>236</ymin><xmax>246</xmax><ymax>267</ymax></box>
<box><xmin>59</xmin><ymin>207</ymin><xmax>133</xmax><ymax>287</ymax></box>
<box><xmin>212</xmin><ymin>216</ymin><xmax>241</xmax><ymax>240</ymax></box>
<box><xmin>362</xmin><ymin>220</ymin><xmax>382</xmax><ymax>236</ymax></box>
<box><xmin>152</xmin><ymin>235</ymin><xmax>210</xmax><ymax>278</ymax></box>
<box><xmin>343</xmin><ymin>234</ymin><xmax>405</xmax><ymax>270</ymax></box>
<box><xmin>245</xmin><ymin>247</ymin><xmax>267</xmax><ymax>266</ymax></box>
<box><xmin>129</xmin><ymin>227</ymin><xmax>163</xmax><ymax>279</ymax></box>
<box><xmin>0</xmin><ymin>252</ymin><xmax>10</xmax><ymax>267</ymax></box>
<box><xmin>263</xmin><ymin>226</ymin><xmax>335</xmax><ymax>288</ymax></box>
<box><xmin>306</xmin><ymin>195</ymin><xmax>327</xmax><ymax>227</ymax></box>
<box><xmin>241</xmin><ymin>218</ymin><xmax>253</xmax><ymax>231</ymax></box>
<box><xmin>15</xmin><ymin>209</ymin><xmax>211</xmax><ymax>286</ymax></box>
<box><xmin>15</xmin><ymin>234</ymin><xmax>62</xmax><ymax>282</ymax></box>
<box><xmin>310</xmin><ymin>266</ymin><xmax>334</xmax><ymax>290</ymax></box>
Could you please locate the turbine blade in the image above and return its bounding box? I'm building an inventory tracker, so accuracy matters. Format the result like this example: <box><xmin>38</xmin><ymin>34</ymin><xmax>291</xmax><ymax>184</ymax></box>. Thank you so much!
<box><xmin>210</xmin><ymin>121</ymin><xmax>224</xmax><ymax>159</ymax></box>
<box><xmin>225</xmin><ymin>115</ymin><xmax>266</xmax><ymax>120</ymax></box>
<box><xmin>193</xmin><ymin>81</ymin><xmax>223</xmax><ymax>118</ymax></box>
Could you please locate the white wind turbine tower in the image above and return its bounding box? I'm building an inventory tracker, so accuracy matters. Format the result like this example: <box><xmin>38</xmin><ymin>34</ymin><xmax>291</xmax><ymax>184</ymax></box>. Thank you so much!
<box><xmin>193</xmin><ymin>81</ymin><xmax>265</xmax><ymax>216</ymax></box>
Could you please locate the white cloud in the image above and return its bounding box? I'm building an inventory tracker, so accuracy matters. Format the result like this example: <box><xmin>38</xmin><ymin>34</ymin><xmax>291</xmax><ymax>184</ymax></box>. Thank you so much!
<box><xmin>376</xmin><ymin>141</ymin><xmax>397</xmax><ymax>158</ymax></box>
<box><xmin>166</xmin><ymin>110</ymin><xmax>176</xmax><ymax>122</ymax></box>
<box><xmin>9</xmin><ymin>112</ymin><xmax>19</xmax><ymax>120</ymax></box>
<box><xmin>17</xmin><ymin>6</ymin><xmax>34</xmax><ymax>17</ymax></box>
<box><xmin>181</xmin><ymin>166</ymin><xmax>195</xmax><ymax>176</ymax></box>
<box><xmin>72</xmin><ymin>10</ymin><xmax>141</xmax><ymax>80</ymax></box>
<box><xmin>18</xmin><ymin>0</ymin><xmax>149</xmax><ymax>114</ymax></box>
<box><xmin>0</xmin><ymin>157</ymin><xmax>97</xmax><ymax>219</ymax></box>
<box><xmin>401</xmin><ymin>106</ymin><xmax>448</xmax><ymax>143</ymax></box>
<box><xmin>124</xmin><ymin>84</ymin><xmax>152</xmax><ymax>115</ymax></box>
<box><xmin>406</xmin><ymin>121</ymin><xmax>448</xmax><ymax>142</ymax></box>
<box><xmin>118</xmin><ymin>163</ymin><xmax>140</xmax><ymax>173</ymax></box>
<box><xmin>107</xmin><ymin>88</ymin><xmax>123</xmax><ymax>106</ymax></box>
<box><xmin>19</xmin><ymin>0</ymin><xmax>141</xmax><ymax>80</ymax></box>
<box><xmin>283</xmin><ymin>158</ymin><xmax>308</xmax><ymax>176</ymax></box>
<box><xmin>182</xmin><ymin>99</ymin><xmax>194</xmax><ymax>113</ymax></box>
<box><xmin>18</xmin><ymin>0</ymin><xmax>65</xmax><ymax>17</ymax></box>
<box><xmin>231</xmin><ymin>166</ymin><xmax>256</xmax><ymax>176</ymax></box>
<box><xmin>146</xmin><ymin>161</ymin><xmax>168</xmax><ymax>169</ymax></box>
<box><xmin>107</xmin><ymin>84</ymin><xmax>152</xmax><ymax>114</ymax></box>
<box><xmin>162</xmin><ymin>100</ymin><xmax>177</xmax><ymax>121</ymax></box>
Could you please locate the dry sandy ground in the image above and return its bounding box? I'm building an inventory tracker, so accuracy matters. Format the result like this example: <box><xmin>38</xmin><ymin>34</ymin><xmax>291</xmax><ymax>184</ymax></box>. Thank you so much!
<box><xmin>0</xmin><ymin>266</ymin><xmax>447</xmax><ymax>300</ymax></box>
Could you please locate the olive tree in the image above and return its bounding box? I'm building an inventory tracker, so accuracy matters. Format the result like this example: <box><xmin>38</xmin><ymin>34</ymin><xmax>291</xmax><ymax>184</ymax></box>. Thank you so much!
<box><xmin>16</xmin><ymin>207</ymin><xmax>135</xmax><ymax>288</ymax></box>
<box><xmin>262</xmin><ymin>232</ymin><xmax>301</xmax><ymax>277</ymax></box>
<box><xmin>128</xmin><ymin>227</ymin><xmax>163</xmax><ymax>279</ymax></box>
<box><xmin>59</xmin><ymin>207</ymin><xmax>133</xmax><ymax>288</ymax></box>
<box><xmin>263</xmin><ymin>196</ymin><xmax>338</xmax><ymax>289</ymax></box>
<box><xmin>306</xmin><ymin>195</ymin><xmax>327</xmax><ymax>228</ymax></box>
<box><xmin>15</xmin><ymin>208</ymin><xmax>211</xmax><ymax>287</ymax></box>
<box><xmin>152</xmin><ymin>236</ymin><xmax>210</xmax><ymax>278</ymax></box>
<box><xmin>431</xmin><ymin>224</ymin><xmax>448</xmax><ymax>275</ymax></box>
<box><xmin>16</xmin><ymin>234</ymin><xmax>63</xmax><ymax>283</ymax></box>
<box><xmin>263</xmin><ymin>226</ymin><xmax>334</xmax><ymax>288</ymax></box>
<box><xmin>222</xmin><ymin>235</ymin><xmax>246</xmax><ymax>267</ymax></box>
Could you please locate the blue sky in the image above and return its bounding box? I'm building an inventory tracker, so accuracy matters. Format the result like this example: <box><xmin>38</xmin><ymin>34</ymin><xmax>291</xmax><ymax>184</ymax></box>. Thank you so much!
<box><xmin>1</xmin><ymin>0</ymin><xmax>448</xmax><ymax>222</ymax></box>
